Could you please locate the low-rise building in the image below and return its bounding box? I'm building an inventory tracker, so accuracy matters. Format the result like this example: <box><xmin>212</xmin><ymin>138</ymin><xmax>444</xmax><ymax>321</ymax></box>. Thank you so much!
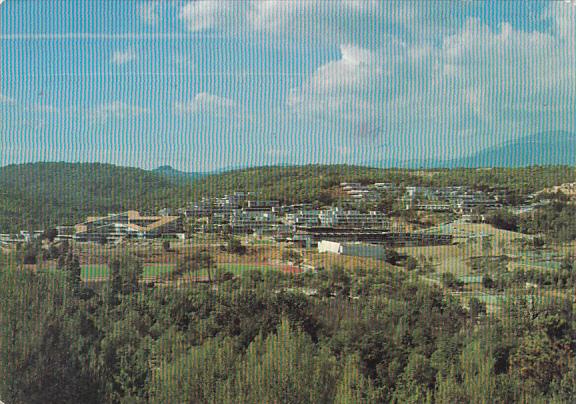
<box><xmin>0</xmin><ymin>233</ymin><xmax>26</xmax><ymax>244</ymax></box>
<box><xmin>292</xmin><ymin>226</ymin><xmax>453</xmax><ymax>248</ymax></box>
<box><xmin>247</xmin><ymin>200</ymin><xmax>280</xmax><ymax>209</ymax></box>
<box><xmin>318</xmin><ymin>208</ymin><xmax>388</xmax><ymax>228</ymax></box>
<box><xmin>56</xmin><ymin>226</ymin><xmax>76</xmax><ymax>240</ymax></box>
<box><xmin>229</xmin><ymin>209</ymin><xmax>279</xmax><ymax>233</ymax></box>
<box><xmin>413</xmin><ymin>203</ymin><xmax>452</xmax><ymax>212</ymax></box>
<box><xmin>285</xmin><ymin>210</ymin><xmax>322</xmax><ymax>226</ymax></box>
<box><xmin>74</xmin><ymin>211</ymin><xmax>183</xmax><ymax>242</ymax></box>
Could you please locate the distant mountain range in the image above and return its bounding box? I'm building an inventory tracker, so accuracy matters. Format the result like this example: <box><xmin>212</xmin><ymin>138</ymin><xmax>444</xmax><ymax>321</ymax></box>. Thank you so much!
<box><xmin>369</xmin><ymin>131</ymin><xmax>576</xmax><ymax>169</ymax></box>
<box><xmin>151</xmin><ymin>131</ymin><xmax>576</xmax><ymax>175</ymax></box>
<box><xmin>446</xmin><ymin>130</ymin><xmax>576</xmax><ymax>168</ymax></box>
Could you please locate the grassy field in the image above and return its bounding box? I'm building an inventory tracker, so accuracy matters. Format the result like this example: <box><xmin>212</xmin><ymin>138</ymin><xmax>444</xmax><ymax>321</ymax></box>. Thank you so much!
<box><xmin>397</xmin><ymin>244</ymin><xmax>474</xmax><ymax>276</ymax></box>
<box><xmin>396</xmin><ymin>222</ymin><xmax>537</xmax><ymax>277</ymax></box>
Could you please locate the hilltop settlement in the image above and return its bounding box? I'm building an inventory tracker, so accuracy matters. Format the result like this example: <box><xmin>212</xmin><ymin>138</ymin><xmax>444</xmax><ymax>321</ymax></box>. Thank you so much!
<box><xmin>1</xmin><ymin>181</ymin><xmax>524</xmax><ymax>246</ymax></box>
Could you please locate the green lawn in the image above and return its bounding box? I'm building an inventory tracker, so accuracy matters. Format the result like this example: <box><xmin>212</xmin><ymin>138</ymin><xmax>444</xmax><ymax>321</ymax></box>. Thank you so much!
<box><xmin>458</xmin><ymin>275</ymin><xmax>484</xmax><ymax>284</ymax></box>
<box><xmin>81</xmin><ymin>264</ymin><xmax>108</xmax><ymax>279</ymax></box>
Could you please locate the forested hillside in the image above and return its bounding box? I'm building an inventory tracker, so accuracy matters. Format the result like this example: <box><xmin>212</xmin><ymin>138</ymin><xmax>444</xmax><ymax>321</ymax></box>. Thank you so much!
<box><xmin>0</xmin><ymin>163</ymin><xmax>189</xmax><ymax>232</ymax></box>
<box><xmin>1</xmin><ymin>163</ymin><xmax>576</xmax><ymax>232</ymax></box>
<box><xmin>189</xmin><ymin>165</ymin><xmax>576</xmax><ymax>204</ymax></box>
<box><xmin>189</xmin><ymin>165</ymin><xmax>415</xmax><ymax>205</ymax></box>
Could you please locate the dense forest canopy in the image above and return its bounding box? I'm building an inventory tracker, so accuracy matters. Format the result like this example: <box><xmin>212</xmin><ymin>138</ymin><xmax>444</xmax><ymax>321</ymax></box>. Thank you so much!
<box><xmin>1</xmin><ymin>256</ymin><xmax>574</xmax><ymax>403</ymax></box>
<box><xmin>1</xmin><ymin>162</ymin><xmax>576</xmax><ymax>231</ymax></box>
<box><xmin>189</xmin><ymin>165</ymin><xmax>576</xmax><ymax>204</ymax></box>
<box><xmin>0</xmin><ymin>163</ymin><xmax>189</xmax><ymax>232</ymax></box>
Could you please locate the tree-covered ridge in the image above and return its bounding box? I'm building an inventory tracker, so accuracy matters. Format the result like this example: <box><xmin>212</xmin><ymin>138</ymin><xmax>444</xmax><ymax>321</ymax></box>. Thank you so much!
<box><xmin>1</xmin><ymin>162</ymin><xmax>576</xmax><ymax>231</ymax></box>
<box><xmin>419</xmin><ymin>166</ymin><xmax>576</xmax><ymax>194</ymax></box>
<box><xmin>190</xmin><ymin>165</ymin><xmax>576</xmax><ymax>204</ymax></box>
<box><xmin>0</xmin><ymin>162</ymin><xmax>189</xmax><ymax>232</ymax></box>
<box><xmin>189</xmin><ymin>165</ymin><xmax>413</xmax><ymax>204</ymax></box>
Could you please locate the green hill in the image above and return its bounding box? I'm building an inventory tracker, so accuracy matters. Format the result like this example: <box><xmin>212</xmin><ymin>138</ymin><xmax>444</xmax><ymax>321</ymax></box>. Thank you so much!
<box><xmin>0</xmin><ymin>163</ymin><xmax>190</xmax><ymax>232</ymax></box>
<box><xmin>0</xmin><ymin>163</ymin><xmax>413</xmax><ymax>232</ymax></box>
<box><xmin>1</xmin><ymin>163</ymin><xmax>576</xmax><ymax>232</ymax></box>
<box><xmin>189</xmin><ymin>165</ymin><xmax>576</xmax><ymax>204</ymax></box>
<box><xmin>189</xmin><ymin>164</ymin><xmax>414</xmax><ymax>205</ymax></box>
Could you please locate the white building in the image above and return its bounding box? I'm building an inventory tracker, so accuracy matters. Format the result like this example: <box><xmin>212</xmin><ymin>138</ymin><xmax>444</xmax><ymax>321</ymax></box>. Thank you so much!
<box><xmin>284</xmin><ymin>210</ymin><xmax>322</xmax><ymax>226</ymax></box>
<box><xmin>340</xmin><ymin>182</ymin><xmax>380</xmax><ymax>201</ymax></box>
<box><xmin>246</xmin><ymin>200</ymin><xmax>280</xmax><ymax>209</ymax></box>
<box><xmin>374</xmin><ymin>183</ymin><xmax>395</xmax><ymax>190</ymax></box>
<box><xmin>318</xmin><ymin>208</ymin><xmax>388</xmax><ymax>228</ymax></box>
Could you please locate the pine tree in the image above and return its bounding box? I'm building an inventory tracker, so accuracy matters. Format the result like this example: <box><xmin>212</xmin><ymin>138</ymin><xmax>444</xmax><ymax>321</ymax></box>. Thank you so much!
<box><xmin>335</xmin><ymin>355</ymin><xmax>378</xmax><ymax>404</ymax></box>
<box><xmin>64</xmin><ymin>253</ymin><xmax>82</xmax><ymax>295</ymax></box>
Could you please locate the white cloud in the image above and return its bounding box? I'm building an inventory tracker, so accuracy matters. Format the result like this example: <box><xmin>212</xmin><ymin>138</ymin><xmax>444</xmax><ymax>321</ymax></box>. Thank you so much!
<box><xmin>179</xmin><ymin>1</ymin><xmax>226</xmax><ymax>32</ymax></box>
<box><xmin>89</xmin><ymin>101</ymin><xmax>148</xmax><ymax>122</ymax></box>
<box><xmin>248</xmin><ymin>0</ymin><xmax>381</xmax><ymax>41</ymax></box>
<box><xmin>0</xmin><ymin>93</ymin><xmax>15</xmax><ymax>104</ymax></box>
<box><xmin>544</xmin><ymin>1</ymin><xmax>576</xmax><ymax>41</ymax></box>
<box><xmin>287</xmin><ymin>2</ymin><xmax>576</xmax><ymax>158</ymax></box>
<box><xmin>249</xmin><ymin>1</ymin><xmax>309</xmax><ymax>34</ymax></box>
<box><xmin>287</xmin><ymin>44</ymin><xmax>383</xmax><ymax>129</ymax></box>
<box><xmin>176</xmin><ymin>0</ymin><xmax>380</xmax><ymax>38</ymax></box>
<box><xmin>139</xmin><ymin>3</ymin><xmax>160</xmax><ymax>25</ymax></box>
<box><xmin>175</xmin><ymin>92</ymin><xmax>235</xmax><ymax>115</ymax></box>
<box><xmin>111</xmin><ymin>48</ymin><xmax>137</xmax><ymax>65</ymax></box>
<box><xmin>249</xmin><ymin>0</ymin><xmax>377</xmax><ymax>30</ymax></box>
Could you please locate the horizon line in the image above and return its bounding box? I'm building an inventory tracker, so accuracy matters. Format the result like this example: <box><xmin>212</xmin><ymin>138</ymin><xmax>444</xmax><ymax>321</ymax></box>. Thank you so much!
<box><xmin>1</xmin><ymin>161</ymin><xmax>575</xmax><ymax>173</ymax></box>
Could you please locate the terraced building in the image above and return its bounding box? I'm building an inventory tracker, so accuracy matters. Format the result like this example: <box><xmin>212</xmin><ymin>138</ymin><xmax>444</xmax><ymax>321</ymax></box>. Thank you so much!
<box><xmin>72</xmin><ymin>211</ymin><xmax>183</xmax><ymax>242</ymax></box>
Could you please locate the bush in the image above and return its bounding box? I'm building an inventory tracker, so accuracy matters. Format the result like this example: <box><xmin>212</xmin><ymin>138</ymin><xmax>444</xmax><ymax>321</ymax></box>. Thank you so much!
<box><xmin>405</xmin><ymin>256</ymin><xmax>418</xmax><ymax>271</ymax></box>
<box><xmin>42</xmin><ymin>228</ymin><xmax>58</xmax><ymax>243</ymax></box>
<box><xmin>227</xmin><ymin>237</ymin><xmax>246</xmax><ymax>255</ymax></box>
<box><xmin>23</xmin><ymin>252</ymin><xmax>37</xmax><ymax>265</ymax></box>
<box><xmin>441</xmin><ymin>272</ymin><xmax>463</xmax><ymax>289</ymax></box>
<box><xmin>487</xmin><ymin>209</ymin><xmax>518</xmax><ymax>231</ymax></box>
<box><xmin>482</xmin><ymin>275</ymin><xmax>494</xmax><ymax>289</ymax></box>
<box><xmin>384</xmin><ymin>249</ymin><xmax>401</xmax><ymax>265</ymax></box>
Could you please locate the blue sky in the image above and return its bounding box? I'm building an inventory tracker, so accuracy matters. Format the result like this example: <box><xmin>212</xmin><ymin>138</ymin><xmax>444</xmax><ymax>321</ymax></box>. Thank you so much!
<box><xmin>0</xmin><ymin>0</ymin><xmax>575</xmax><ymax>171</ymax></box>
